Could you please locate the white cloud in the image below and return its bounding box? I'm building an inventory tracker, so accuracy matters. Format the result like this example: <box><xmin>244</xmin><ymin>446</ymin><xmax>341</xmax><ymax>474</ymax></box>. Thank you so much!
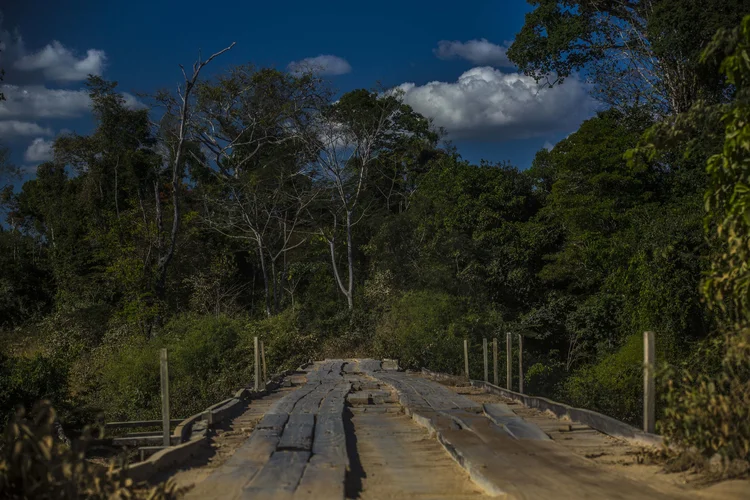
<box><xmin>13</xmin><ymin>41</ymin><xmax>106</xmax><ymax>82</ymax></box>
<box><xmin>1</xmin><ymin>15</ymin><xmax>106</xmax><ymax>84</ymax></box>
<box><xmin>394</xmin><ymin>67</ymin><xmax>599</xmax><ymax>141</ymax></box>
<box><xmin>287</xmin><ymin>55</ymin><xmax>351</xmax><ymax>76</ymax></box>
<box><xmin>24</xmin><ymin>137</ymin><xmax>54</xmax><ymax>163</ymax></box>
<box><xmin>0</xmin><ymin>85</ymin><xmax>92</xmax><ymax>119</ymax></box>
<box><xmin>0</xmin><ymin>120</ymin><xmax>53</xmax><ymax>137</ymax></box>
<box><xmin>434</xmin><ymin>39</ymin><xmax>513</xmax><ymax>67</ymax></box>
<box><xmin>122</xmin><ymin>92</ymin><xmax>147</xmax><ymax>110</ymax></box>
<box><xmin>543</xmin><ymin>141</ymin><xmax>555</xmax><ymax>151</ymax></box>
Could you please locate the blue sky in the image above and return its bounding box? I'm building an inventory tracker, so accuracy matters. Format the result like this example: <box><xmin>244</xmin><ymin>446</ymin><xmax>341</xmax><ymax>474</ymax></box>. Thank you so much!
<box><xmin>0</xmin><ymin>1</ymin><xmax>598</xmax><ymax>180</ymax></box>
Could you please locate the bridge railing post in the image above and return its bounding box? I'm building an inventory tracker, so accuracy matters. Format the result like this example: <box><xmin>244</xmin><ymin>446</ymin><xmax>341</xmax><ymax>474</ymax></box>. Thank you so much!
<box><xmin>493</xmin><ymin>337</ymin><xmax>498</xmax><ymax>386</ymax></box>
<box><xmin>518</xmin><ymin>334</ymin><xmax>524</xmax><ymax>394</ymax></box>
<box><xmin>160</xmin><ymin>348</ymin><xmax>170</xmax><ymax>447</ymax></box>
<box><xmin>464</xmin><ymin>339</ymin><xmax>470</xmax><ymax>380</ymax></box>
<box><xmin>483</xmin><ymin>337</ymin><xmax>488</xmax><ymax>383</ymax></box>
<box><xmin>254</xmin><ymin>336</ymin><xmax>260</xmax><ymax>392</ymax></box>
<box><xmin>643</xmin><ymin>331</ymin><xmax>655</xmax><ymax>433</ymax></box>
<box><xmin>260</xmin><ymin>339</ymin><xmax>268</xmax><ymax>390</ymax></box>
<box><xmin>506</xmin><ymin>332</ymin><xmax>512</xmax><ymax>391</ymax></box>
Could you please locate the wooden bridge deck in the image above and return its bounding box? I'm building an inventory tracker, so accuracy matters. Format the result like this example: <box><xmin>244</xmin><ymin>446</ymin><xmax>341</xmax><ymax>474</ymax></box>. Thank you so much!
<box><xmin>182</xmin><ymin>359</ymin><xmax>699</xmax><ymax>500</ymax></box>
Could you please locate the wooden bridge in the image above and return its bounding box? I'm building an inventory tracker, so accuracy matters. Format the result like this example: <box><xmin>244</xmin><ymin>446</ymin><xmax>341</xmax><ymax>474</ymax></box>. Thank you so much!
<box><xmin>133</xmin><ymin>358</ymin><xmax>725</xmax><ymax>500</ymax></box>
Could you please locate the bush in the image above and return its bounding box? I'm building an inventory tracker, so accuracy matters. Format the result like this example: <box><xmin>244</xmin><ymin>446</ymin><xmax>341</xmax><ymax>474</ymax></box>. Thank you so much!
<box><xmin>0</xmin><ymin>353</ymin><xmax>69</xmax><ymax>428</ymax></box>
<box><xmin>660</xmin><ymin>329</ymin><xmax>750</xmax><ymax>464</ymax></box>
<box><xmin>373</xmin><ymin>290</ymin><xmax>469</xmax><ymax>373</ymax></box>
<box><xmin>247</xmin><ymin>308</ymin><xmax>320</xmax><ymax>373</ymax></box>
<box><xmin>561</xmin><ymin>333</ymin><xmax>643</xmax><ymax>425</ymax></box>
<box><xmin>0</xmin><ymin>401</ymin><xmax>187</xmax><ymax>499</ymax></box>
<box><xmin>95</xmin><ymin>314</ymin><xmax>252</xmax><ymax>421</ymax></box>
<box><xmin>524</xmin><ymin>352</ymin><xmax>565</xmax><ymax>397</ymax></box>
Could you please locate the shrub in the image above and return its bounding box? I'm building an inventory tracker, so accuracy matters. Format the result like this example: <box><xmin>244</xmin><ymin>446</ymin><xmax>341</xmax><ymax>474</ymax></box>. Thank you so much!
<box><xmin>0</xmin><ymin>401</ymin><xmax>187</xmax><ymax>499</ymax></box>
<box><xmin>373</xmin><ymin>290</ymin><xmax>469</xmax><ymax>373</ymax></box>
<box><xmin>246</xmin><ymin>309</ymin><xmax>320</xmax><ymax>373</ymax></box>
<box><xmin>561</xmin><ymin>333</ymin><xmax>642</xmax><ymax>426</ymax></box>
<box><xmin>95</xmin><ymin>314</ymin><xmax>252</xmax><ymax>421</ymax></box>
<box><xmin>659</xmin><ymin>330</ymin><xmax>750</xmax><ymax>463</ymax></box>
<box><xmin>0</xmin><ymin>353</ymin><xmax>69</xmax><ymax>428</ymax></box>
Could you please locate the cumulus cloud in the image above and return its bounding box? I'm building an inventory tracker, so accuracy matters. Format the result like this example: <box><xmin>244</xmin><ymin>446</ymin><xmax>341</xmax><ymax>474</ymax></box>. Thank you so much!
<box><xmin>24</xmin><ymin>137</ymin><xmax>54</xmax><ymax>163</ymax></box>
<box><xmin>0</xmin><ymin>18</ymin><xmax>106</xmax><ymax>84</ymax></box>
<box><xmin>0</xmin><ymin>120</ymin><xmax>53</xmax><ymax>137</ymax></box>
<box><xmin>287</xmin><ymin>55</ymin><xmax>351</xmax><ymax>76</ymax></box>
<box><xmin>434</xmin><ymin>39</ymin><xmax>513</xmax><ymax>67</ymax></box>
<box><xmin>0</xmin><ymin>85</ymin><xmax>92</xmax><ymax>118</ymax></box>
<box><xmin>13</xmin><ymin>41</ymin><xmax>106</xmax><ymax>82</ymax></box>
<box><xmin>393</xmin><ymin>67</ymin><xmax>598</xmax><ymax>141</ymax></box>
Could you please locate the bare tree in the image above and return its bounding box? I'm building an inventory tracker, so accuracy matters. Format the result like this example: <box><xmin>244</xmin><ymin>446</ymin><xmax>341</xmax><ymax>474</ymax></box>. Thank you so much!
<box><xmin>306</xmin><ymin>89</ymin><xmax>428</xmax><ymax>309</ymax></box>
<box><xmin>152</xmin><ymin>43</ymin><xmax>235</xmax><ymax>302</ymax></box>
<box><xmin>193</xmin><ymin>67</ymin><xmax>326</xmax><ymax>315</ymax></box>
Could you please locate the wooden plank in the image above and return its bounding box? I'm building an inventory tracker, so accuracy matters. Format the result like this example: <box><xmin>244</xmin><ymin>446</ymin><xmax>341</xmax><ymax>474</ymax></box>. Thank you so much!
<box><xmin>268</xmin><ymin>383</ymin><xmax>319</xmax><ymax>414</ymax></box>
<box><xmin>293</xmin><ymin>384</ymin><xmax>336</xmax><ymax>414</ymax></box>
<box><xmin>185</xmin><ymin>428</ymin><xmax>280</xmax><ymax>499</ymax></box>
<box><xmin>312</xmin><ymin>414</ymin><xmax>348</xmax><ymax>466</ymax></box>
<box><xmin>358</xmin><ymin>359</ymin><xmax>381</xmax><ymax>373</ymax></box>
<box><xmin>242</xmin><ymin>450</ymin><xmax>311</xmax><ymax>500</ymax></box>
<box><xmin>278</xmin><ymin>413</ymin><xmax>315</xmax><ymax>451</ymax></box>
<box><xmin>256</xmin><ymin>412</ymin><xmax>289</xmax><ymax>432</ymax></box>
<box><xmin>293</xmin><ymin>455</ymin><xmax>345</xmax><ymax>500</ymax></box>
<box><xmin>319</xmin><ymin>383</ymin><xmax>351</xmax><ymax>414</ymax></box>
<box><xmin>105</xmin><ymin>419</ymin><xmax>183</xmax><ymax>429</ymax></box>
<box><xmin>483</xmin><ymin>403</ymin><xmax>550</xmax><ymax>441</ymax></box>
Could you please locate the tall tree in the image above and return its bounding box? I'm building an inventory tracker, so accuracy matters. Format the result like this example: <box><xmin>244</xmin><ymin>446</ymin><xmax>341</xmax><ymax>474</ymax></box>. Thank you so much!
<box><xmin>151</xmin><ymin>43</ymin><xmax>234</xmax><ymax>304</ymax></box>
<box><xmin>307</xmin><ymin>89</ymin><xmax>437</xmax><ymax>309</ymax></box>
<box><xmin>507</xmin><ymin>0</ymin><xmax>750</xmax><ymax>114</ymax></box>
<box><xmin>193</xmin><ymin>66</ymin><xmax>326</xmax><ymax>316</ymax></box>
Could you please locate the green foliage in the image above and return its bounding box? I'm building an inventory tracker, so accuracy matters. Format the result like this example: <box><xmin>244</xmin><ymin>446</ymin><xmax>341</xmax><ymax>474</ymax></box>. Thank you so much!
<box><xmin>562</xmin><ymin>334</ymin><xmax>644</xmax><ymax>425</ymax></box>
<box><xmin>0</xmin><ymin>352</ymin><xmax>70</xmax><ymax>428</ymax></box>
<box><xmin>636</xmin><ymin>14</ymin><xmax>750</xmax><ymax>465</ymax></box>
<box><xmin>0</xmin><ymin>401</ymin><xmax>187</xmax><ymax>499</ymax></box>
<box><xmin>373</xmin><ymin>290</ymin><xmax>485</xmax><ymax>374</ymax></box>
<box><xmin>94</xmin><ymin>314</ymin><xmax>251</xmax><ymax>420</ymax></box>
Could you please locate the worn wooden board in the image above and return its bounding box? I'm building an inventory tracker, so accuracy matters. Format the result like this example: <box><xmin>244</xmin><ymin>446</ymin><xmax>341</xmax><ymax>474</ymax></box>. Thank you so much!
<box><xmin>255</xmin><ymin>412</ymin><xmax>289</xmax><ymax>432</ymax></box>
<box><xmin>318</xmin><ymin>383</ymin><xmax>351</xmax><ymax>414</ymax></box>
<box><xmin>241</xmin><ymin>450</ymin><xmax>311</xmax><ymax>500</ymax></box>
<box><xmin>312</xmin><ymin>414</ymin><xmax>348</xmax><ymax>466</ymax></box>
<box><xmin>293</xmin><ymin>455</ymin><xmax>345</xmax><ymax>500</ymax></box>
<box><xmin>187</xmin><ymin>428</ymin><xmax>280</xmax><ymax>499</ymax></box>
<box><xmin>293</xmin><ymin>384</ymin><xmax>336</xmax><ymax>414</ymax></box>
<box><xmin>484</xmin><ymin>403</ymin><xmax>551</xmax><ymax>441</ymax></box>
<box><xmin>278</xmin><ymin>414</ymin><xmax>315</xmax><ymax>451</ymax></box>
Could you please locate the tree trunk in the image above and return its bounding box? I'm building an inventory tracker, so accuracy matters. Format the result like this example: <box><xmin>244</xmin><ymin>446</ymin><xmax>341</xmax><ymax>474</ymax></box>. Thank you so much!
<box><xmin>258</xmin><ymin>242</ymin><xmax>271</xmax><ymax>317</ymax></box>
<box><xmin>345</xmin><ymin>210</ymin><xmax>354</xmax><ymax>310</ymax></box>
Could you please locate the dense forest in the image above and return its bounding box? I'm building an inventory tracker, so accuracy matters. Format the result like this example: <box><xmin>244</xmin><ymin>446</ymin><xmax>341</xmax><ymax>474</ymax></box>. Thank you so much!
<box><xmin>1</xmin><ymin>0</ymin><xmax>749</xmax><ymax>468</ymax></box>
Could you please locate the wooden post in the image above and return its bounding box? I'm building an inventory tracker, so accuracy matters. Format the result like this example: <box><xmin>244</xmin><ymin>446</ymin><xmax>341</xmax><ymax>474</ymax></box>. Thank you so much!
<box><xmin>160</xmin><ymin>349</ymin><xmax>170</xmax><ymax>447</ymax></box>
<box><xmin>260</xmin><ymin>340</ymin><xmax>268</xmax><ymax>389</ymax></box>
<box><xmin>518</xmin><ymin>334</ymin><xmax>524</xmax><ymax>394</ymax></box>
<box><xmin>643</xmin><ymin>331</ymin><xmax>655</xmax><ymax>433</ymax></box>
<box><xmin>506</xmin><ymin>332</ymin><xmax>512</xmax><ymax>391</ymax></box>
<box><xmin>483</xmin><ymin>338</ymin><xmax>488</xmax><ymax>382</ymax></box>
<box><xmin>254</xmin><ymin>336</ymin><xmax>260</xmax><ymax>392</ymax></box>
<box><xmin>464</xmin><ymin>339</ymin><xmax>470</xmax><ymax>380</ymax></box>
<box><xmin>493</xmin><ymin>338</ymin><xmax>498</xmax><ymax>386</ymax></box>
